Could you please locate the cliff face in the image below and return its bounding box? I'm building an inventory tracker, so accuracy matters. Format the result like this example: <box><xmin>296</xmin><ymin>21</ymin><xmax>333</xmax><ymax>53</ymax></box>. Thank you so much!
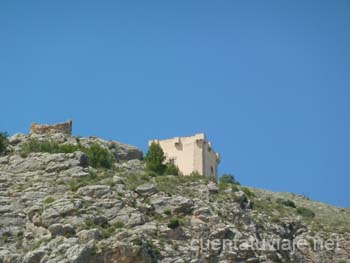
<box><xmin>0</xmin><ymin>133</ymin><xmax>349</xmax><ymax>263</ymax></box>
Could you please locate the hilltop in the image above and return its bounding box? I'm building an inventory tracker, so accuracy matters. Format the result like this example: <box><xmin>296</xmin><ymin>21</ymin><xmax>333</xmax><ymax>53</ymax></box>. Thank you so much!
<box><xmin>0</xmin><ymin>132</ymin><xmax>349</xmax><ymax>263</ymax></box>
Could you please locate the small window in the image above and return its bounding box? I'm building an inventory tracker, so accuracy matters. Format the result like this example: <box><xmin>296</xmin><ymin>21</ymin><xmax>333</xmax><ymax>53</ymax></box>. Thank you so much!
<box><xmin>210</xmin><ymin>166</ymin><xmax>214</xmax><ymax>174</ymax></box>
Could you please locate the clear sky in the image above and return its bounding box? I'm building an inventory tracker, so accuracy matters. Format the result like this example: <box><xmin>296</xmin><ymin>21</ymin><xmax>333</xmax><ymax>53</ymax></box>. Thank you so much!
<box><xmin>1</xmin><ymin>1</ymin><xmax>349</xmax><ymax>207</ymax></box>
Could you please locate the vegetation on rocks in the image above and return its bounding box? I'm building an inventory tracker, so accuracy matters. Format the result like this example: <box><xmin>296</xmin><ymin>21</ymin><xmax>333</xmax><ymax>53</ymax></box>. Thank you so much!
<box><xmin>0</xmin><ymin>132</ymin><xmax>349</xmax><ymax>263</ymax></box>
<box><xmin>219</xmin><ymin>173</ymin><xmax>240</xmax><ymax>185</ymax></box>
<box><xmin>84</xmin><ymin>142</ymin><xmax>114</xmax><ymax>169</ymax></box>
<box><xmin>277</xmin><ymin>198</ymin><xmax>297</xmax><ymax>208</ymax></box>
<box><xmin>297</xmin><ymin>206</ymin><xmax>316</xmax><ymax>218</ymax></box>
<box><xmin>167</xmin><ymin>218</ymin><xmax>181</xmax><ymax>229</ymax></box>
<box><xmin>164</xmin><ymin>162</ymin><xmax>180</xmax><ymax>175</ymax></box>
<box><xmin>20</xmin><ymin>139</ymin><xmax>114</xmax><ymax>169</ymax></box>
<box><xmin>0</xmin><ymin>132</ymin><xmax>9</xmax><ymax>155</ymax></box>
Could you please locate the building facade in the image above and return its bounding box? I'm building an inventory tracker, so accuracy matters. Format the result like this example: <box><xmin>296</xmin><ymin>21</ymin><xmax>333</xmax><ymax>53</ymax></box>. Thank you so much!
<box><xmin>149</xmin><ymin>133</ymin><xmax>220</xmax><ymax>179</ymax></box>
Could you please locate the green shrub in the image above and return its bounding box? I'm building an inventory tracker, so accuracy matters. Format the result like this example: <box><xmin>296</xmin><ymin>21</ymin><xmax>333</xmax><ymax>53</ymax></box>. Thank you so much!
<box><xmin>146</xmin><ymin>171</ymin><xmax>159</xmax><ymax>177</ymax></box>
<box><xmin>277</xmin><ymin>198</ymin><xmax>296</xmax><ymax>208</ymax></box>
<box><xmin>141</xmin><ymin>240</ymin><xmax>160</xmax><ymax>260</ymax></box>
<box><xmin>168</xmin><ymin>218</ymin><xmax>180</xmax><ymax>229</ymax></box>
<box><xmin>231</xmin><ymin>184</ymin><xmax>240</xmax><ymax>192</ymax></box>
<box><xmin>20</xmin><ymin>139</ymin><xmax>114</xmax><ymax>169</ymax></box>
<box><xmin>20</xmin><ymin>139</ymin><xmax>79</xmax><ymax>157</ymax></box>
<box><xmin>220</xmin><ymin>174</ymin><xmax>240</xmax><ymax>185</ymax></box>
<box><xmin>163</xmin><ymin>209</ymin><xmax>172</xmax><ymax>216</ymax></box>
<box><xmin>297</xmin><ymin>207</ymin><xmax>315</xmax><ymax>218</ymax></box>
<box><xmin>112</xmin><ymin>221</ymin><xmax>124</xmax><ymax>229</ymax></box>
<box><xmin>44</xmin><ymin>196</ymin><xmax>55</xmax><ymax>204</ymax></box>
<box><xmin>84</xmin><ymin>143</ymin><xmax>114</xmax><ymax>169</ymax></box>
<box><xmin>165</xmin><ymin>163</ymin><xmax>180</xmax><ymax>175</ymax></box>
<box><xmin>145</xmin><ymin>142</ymin><xmax>166</xmax><ymax>174</ymax></box>
<box><xmin>189</xmin><ymin>171</ymin><xmax>201</xmax><ymax>177</ymax></box>
<box><xmin>0</xmin><ymin>132</ymin><xmax>9</xmax><ymax>156</ymax></box>
<box><xmin>124</xmin><ymin>173</ymin><xmax>151</xmax><ymax>190</ymax></box>
<box><xmin>241</xmin><ymin>187</ymin><xmax>256</xmax><ymax>198</ymax></box>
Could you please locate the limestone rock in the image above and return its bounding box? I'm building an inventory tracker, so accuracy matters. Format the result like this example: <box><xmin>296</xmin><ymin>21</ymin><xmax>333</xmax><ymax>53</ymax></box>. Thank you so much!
<box><xmin>0</xmin><ymin>131</ymin><xmax>348</xmax><ymax>263</ymax></box>
<box><xmin>208</xmin><ymin>181</ymin><xmax>219</xmax><ymax>194</ymax></box>
<box><xmin>135</xmin><ymin>183</ymin><xmax>158</xmax><ymax>197</ymax></box>
<box><xmin>77</xmin><ymin>185</ymin><xmax>111</xmax><ymax>198</ymax></box>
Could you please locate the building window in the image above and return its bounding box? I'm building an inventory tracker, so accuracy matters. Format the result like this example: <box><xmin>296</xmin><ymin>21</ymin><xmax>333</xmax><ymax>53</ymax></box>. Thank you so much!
<box><xmin>210</xmin><ymin>166</ymin><xmax>214</xmax><ymax>174</ymax></box>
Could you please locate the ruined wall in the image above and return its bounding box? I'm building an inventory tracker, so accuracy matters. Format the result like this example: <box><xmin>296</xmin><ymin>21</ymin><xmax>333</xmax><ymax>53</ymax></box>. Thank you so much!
<box><xmin>30</xmin><ymin>120</ymin><xmax>72</xmax><ymax>135</ymax></box>
<box><xmin>149</xmin><ymin>133</ymin><xmax>220</xmax><ymax>178</ymax></box>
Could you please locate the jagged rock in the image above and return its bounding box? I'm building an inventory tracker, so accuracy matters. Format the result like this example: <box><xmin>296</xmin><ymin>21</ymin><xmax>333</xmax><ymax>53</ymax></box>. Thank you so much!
<box><xmin>235</xmin><ymin>190</ymin><xmax>253</xmax><ymax>210</ymax></box>
<box><xmin>74</xmin><ymin>151</ymin><xmax>89</xmax><ymax>167</ymax></box>
<box><xmin>0</xmin><ymin>250</ymin><xmax>21</xmax><ymax>263</ymax></box>
<box><xmin>48</xmin><ymin>223</ymin><xmax>65</xmax><ymax>237</ymax></box>
<box><xmin>135</xmin><ymin>183</ymin><xmax>158</xmax><ymax>197</ymax></box>
<box><xmin>111</xmin><ymin>207</ymin><xmax>145</xmax><ymax>227</ymax></box>
<box><xmin>48</xmin><ymin>223</ymin><xmax>75</xmax><ymax>237</ymax></box>
<box><xmin>41</xmin><ymin>199</ymin><xmax>83</xmax><ymax>227</ymax></box>
<box><xmin>193</xmin><ymin>207</ymin><xmax>215</xmax><ymax>223</ymax></box>
<box><xmin>77</xmin><ymin>229</ymin><xmax>102</xmax><ymax>242</ymax></box>
<box><xmin>208</xmin><ymin>181</ymin><xmax>219</xmax><ymax>194</ymax></box>
<box><xmin>171</xmin><ymin>196</ymin><xmax>194</xmax><ymax>215</ymax></box>
<box><xmin>149</xmin><ymin>196</ymin><xmax>172</xmax><ymax>214</ymax></box>
<box><xmin>65</xmin><ymin>243</ymin><xmax>93</xmax><ymax>263</ymax></box>
<box><xmin>23</xmin><ymin>249</ymin><xmax>46</xmax><ymax>263</ymax></box>
<box><xmin>77</xmin><ymin>185</ymin><xmax>111</xmax><ymax>198</ymax></box>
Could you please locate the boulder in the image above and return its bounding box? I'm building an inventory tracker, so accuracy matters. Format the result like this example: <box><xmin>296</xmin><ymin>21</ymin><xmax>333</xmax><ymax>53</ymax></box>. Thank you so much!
<box><xmin>208</xmin><ymin>181</ymin><xmax>219</xmax><ymax>194</ymax></box>
<box><xmin>135</xmin><ymin>183</ymin><xmax>158</xmax><ymax>197</ymax></box>
<box><xmin>65</xmin><ymin>243</ymin><xmax>93</xmax><ymax>263</ymax></box>
<box><xmin>77</xmin><ymin>229</ymin><xmax>102</xmax><ymax>242</ymax></box>
<box><xmin>77</xmin><ymin>185</ymin><xmax>111</xmax><ymax>198</ymax></box>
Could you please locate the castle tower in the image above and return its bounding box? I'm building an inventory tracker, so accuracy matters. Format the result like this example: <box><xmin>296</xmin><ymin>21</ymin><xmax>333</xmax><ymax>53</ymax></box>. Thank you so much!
<box><xmin>149</xmin><ymin>133</ymin><xmax>220</xmax><ymax>179</ymax></box>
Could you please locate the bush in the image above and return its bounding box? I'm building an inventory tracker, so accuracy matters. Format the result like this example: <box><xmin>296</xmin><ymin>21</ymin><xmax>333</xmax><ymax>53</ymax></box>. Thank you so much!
<box><xmin>231</xmin><ymin>184</ymin><xmax>240</xmax><ymax>192</ymax></box>
<box><xmin>113</xmin><ymin>221</ymin><xmax>124</xmax><ymax>229</ymax></box>
<box><xmin>165</xmin><ymin>163</ymin><xmax>180</xmax><ymax>175</ymax></box>
<box><xmin>168</xmin><ymin>218</ymin><xmax>180</xmax><ymax>229</ymax></box>
<box><xmin>43</xmin><ymin>196</ymin><xmax>55</xmax><ymax>204</ymax></box>
<box><xmin>84</xmin><ymin>143</ymin><xmax>114</xmax><ymax>169</ymax></box>
<box><xmin>145</xmin><ymin>142</ymin><xmax>166</xmax><ymax>174</ymax></box>
<box><xmin>163</xmin><ymin>209</ymin><xmax>172</xmax><ymax>216</ymax></box>
<box><xmin>20</xmin><ymin>139</ymin><xmax>79</xmax><ymax>157</ymax></box>
<box><xmin>241</xmin><ymin>187</ymin><xmax>256</xmax><ymax>198</ymax></box>
<box><xmin>20</xmin><ymin>139</ymin><xmax>114</xmax><ymax>169</ymax></box>
<box><xmin>220</xmin><ymin>174</ymin><xmax>240</xmax><ymax>185</ymax></box>
<box><xmin>277</xmin><ymin>198</ymin><xmax>296</xmax><ymax>208</ymax></box>
<box><xmin>189</xmin><ymin>171</ymin><xmax>201</xmax><ymax>177</ymax></box>
<box><xmin>297</xmin><ymin>207</ymin><xmax>315</xmax><ymax>218</ymax></box>
<box><xmin>0</xmin><ymin>132</ymin><xmax>9</xmax><ymax>156</ymax></box>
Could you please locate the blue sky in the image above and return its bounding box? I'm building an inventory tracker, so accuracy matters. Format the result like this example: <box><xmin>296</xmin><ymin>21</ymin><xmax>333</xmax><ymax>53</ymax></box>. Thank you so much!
<box><xmin>1</xmin><ymin>1</ymin><xmax>349</xmax><ymax>207</ymax></box>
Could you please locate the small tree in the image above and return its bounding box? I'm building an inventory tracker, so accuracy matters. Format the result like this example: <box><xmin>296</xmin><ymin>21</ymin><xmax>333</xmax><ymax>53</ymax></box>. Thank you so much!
<box><xmin>145</xmin><ymin>142</ymin><xmax>166</xmax><ymax>174</ymax></box>
<box><xmin>220</xmin><ymin>174</ymin><xmax>240</xmax><ymax>185</ymax></box>
<box><xmin>0</xmin><ymin>132</ymin><xmax>9</xmax><ymax>156</ymax></box>
<box><xmin>85</xmin><ymin>143</ymin><xmax>114</xmax><ymax>169</ymax></box>
<box><xmin>165</xmin><ymin>162</ymin><xmax>180</xmax><ymax>175</ymax></box>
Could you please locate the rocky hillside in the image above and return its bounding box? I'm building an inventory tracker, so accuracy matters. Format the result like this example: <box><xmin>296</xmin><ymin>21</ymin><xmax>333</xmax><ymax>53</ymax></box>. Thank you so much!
<box><xmin>0</xmin><ymin>133</ymin><xmax>349</xmax><ymax>263</ymax></box>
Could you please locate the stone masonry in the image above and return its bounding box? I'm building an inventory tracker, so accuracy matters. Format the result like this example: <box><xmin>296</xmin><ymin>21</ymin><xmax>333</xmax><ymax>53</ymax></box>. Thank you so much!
<box><xmin>30</xmin><ymin>119</ymin><xmax>72</xmax><ymax>135</ymax></box>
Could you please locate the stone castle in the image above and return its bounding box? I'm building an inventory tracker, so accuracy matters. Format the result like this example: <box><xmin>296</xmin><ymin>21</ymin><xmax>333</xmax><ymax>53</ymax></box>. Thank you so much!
<box><xmin>30</xmin><ymin>120</ymin><xmax>72</xmax><ymax>135</ymax></box>
<box><xmin>149</xmin><ymin>133</ymin><xmax>220</xmax><ymax>178</ymax></box>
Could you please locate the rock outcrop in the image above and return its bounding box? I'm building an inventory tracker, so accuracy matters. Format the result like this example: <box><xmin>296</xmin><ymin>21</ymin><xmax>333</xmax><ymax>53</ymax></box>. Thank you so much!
<box><xmin>0</xmin><ymin>132</ymin><xmax>349</xmax><ymax>263</ymax></box>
